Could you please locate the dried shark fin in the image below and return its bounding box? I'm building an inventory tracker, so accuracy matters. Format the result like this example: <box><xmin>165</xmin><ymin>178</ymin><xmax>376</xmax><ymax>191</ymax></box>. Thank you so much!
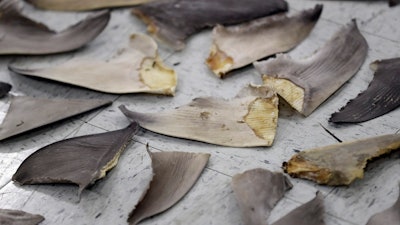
<box><xmin>119</xmin><ymin>85</ymin><xmax>279</xmax><ymax>147</ymax></box>
<box><xmin>0</xmin><ymin>209</ymin><xmax>44</xmax><ymax>225</ymax></box>
<box><xmin>128</xmin><ymin>151</ymin><xmax>210</xmax><ymax>225</ymax></box>
<box><xmin>330</xmin><ymin>58</ymin><xmax>400</xmax><ymax>123</ymax></box>
<box><xmin>366</xmin><ymin>184</ymin><xmax>400</xmax><ymax>225</ymax></box>
<box><xmin>232</xmin><ymin>169</ymin><xmax>293</xmax><ymax>225</ymax></box>
<box><xmin>207</xmin><ymin>5</ymin><xmax>323</xmax><ymax>78</ymax></box>
<box><xmin>390</xmin><ymin>0</ymin><xmax>400</xmax><ymax>6</ymax></box>
<box><xmin>283</xmin><ymin>134</ymin><xmax>400</xmax><ymax>185</ymax></box>
<box><xmin>0</xmin><ymin>0</ymin><xmax>109</xmax><ymax>55</ymax></box>
<box><xmin>271</xmin><ymin>192</ymin><xmax>325</xmax><ymax>225</ymax></box>
<box><xmin>0</xmin><ymin>82</ymin><xmax>12</xmax><ymax>98</ymax></box>
<box><xmin>9</xmin><ymin>34</ymin><xmax>177</xmax><ymax>95</ymax></box>
<box><xmin>254</xmin><ymin>19</ymin><xmax>368</xmax><ymax>116</ymax></box>
<box><xmin>12</xmin><ymin>122</ymin><xmax>139</xmax><ymax>196</ymax></box>
<box><xmin>26</xmin><ymin>0</ymin><xmax>150</xmax><ymax>11</ymax></box>
<box><xmin>0</xmin><ymin>96</ymin><xmax>111</xmax><ymax>141</ymax></box>
<box><xmin>132</xmin><ymin>0</ymin><xmax>288</xmax><ymax>50</ymax></box>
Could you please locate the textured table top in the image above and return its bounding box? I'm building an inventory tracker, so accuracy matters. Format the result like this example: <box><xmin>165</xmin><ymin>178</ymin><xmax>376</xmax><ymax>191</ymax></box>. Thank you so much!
<box><xmin>0</xmin><ymin>1</ymin><xmax>399</xmax><ymax>225</ymax></box>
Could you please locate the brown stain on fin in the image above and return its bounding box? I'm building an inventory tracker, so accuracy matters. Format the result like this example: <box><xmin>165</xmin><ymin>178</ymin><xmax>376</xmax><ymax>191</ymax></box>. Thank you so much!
<box><xmin>232</xmin><ymin>168</ymin><xmax>292</xmax><ymax>225</ymax></box>
<box><xmin>132</xmin><ymin>0</ymin><xmax>288</xmax><ymax>50</ymax></box>
<box><xmin>283</xmin><ymin>134</ymin><xmax>400</xmax><ymax>185</ymax></box>
<box><xmin>330</xmin><ymin>58</ymin><xmax>400</xmax><ymax>123</ymax></box>
<box><xmin>0</xmin><ymin>0</ymin><xmax>109</xmax><ymax>55</ymax></box>
<box><xmin>244</xmin><ymin>97</ymin><xmax>279</xmax><ymax>146</ymax></box>
<box><xmin>139</xmin><ymin>57</ymin><xmax>177</xmax><ymax>95</ymax></box>
<box><xmin>128</xmin><ymin>151</ymin><xmax>210</xmax><ymax>225</ymax></box>
<box><xmin>0</xmin><ymin>96</ymin><xmax>111</xmax><ymax>141</ymax></box>
<box><xmin>206</xmin><ymin>45</ymin><xmax>233</xmax><ymax>78</ymax></box>
<box><xmin>0</xmin><ymin>209</ymin><xmax>44</xmax><ymax>225</ymax></box>
<box><xmin>255</xmin><ymin>19</ymin><xmax>368</xmax><ymax>116</ymax></box>
<box><xmin>207</xmin><ymin>5</ymin><xmax>322</xmax><ymax>77</ymax></box>
<box><xmin>12</xmin><ymin>122</ymin><xmax>139</xmax><ymax>196</ymax></box>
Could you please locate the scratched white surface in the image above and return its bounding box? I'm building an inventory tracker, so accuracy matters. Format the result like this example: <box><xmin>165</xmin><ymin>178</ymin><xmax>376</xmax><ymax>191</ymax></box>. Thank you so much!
<box><xmin>0</xmin><ymin>1</ymin><xmax>400</xmax><ymax>225</ymax></box>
